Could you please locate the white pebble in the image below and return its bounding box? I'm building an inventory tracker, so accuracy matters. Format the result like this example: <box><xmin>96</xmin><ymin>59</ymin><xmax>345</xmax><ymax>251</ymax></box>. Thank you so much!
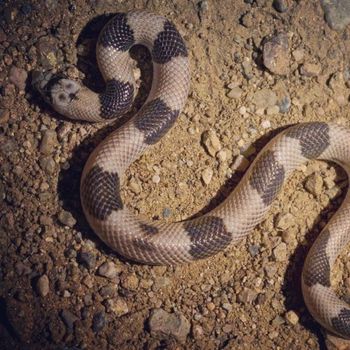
<box><xmin>202</xmin><ymin>168</ymin><xmax>213</xmax><ymax>185</ymax></box>
<box><xmin>261</xmin><ymin>119</ymin><xmax>271</xmax><ymax>129</ymax></box>
<box><xmin>152</xmin><ymin>174</ymin><xmax>161</xmax><ymax>184</ymax></box>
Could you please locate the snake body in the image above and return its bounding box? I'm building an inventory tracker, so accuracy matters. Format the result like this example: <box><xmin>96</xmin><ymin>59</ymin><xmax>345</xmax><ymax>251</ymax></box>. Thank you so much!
<box><xmin>34</xmin><ymin>10</ymin><xmax>350</xmax><ymax>339</ymax></box>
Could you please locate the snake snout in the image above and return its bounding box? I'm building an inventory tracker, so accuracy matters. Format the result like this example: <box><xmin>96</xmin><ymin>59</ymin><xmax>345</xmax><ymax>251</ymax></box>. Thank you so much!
<box><xmin>32</xmin><ymin>71</ymin><xmax>82</xmax><ymax>115</ymax></box>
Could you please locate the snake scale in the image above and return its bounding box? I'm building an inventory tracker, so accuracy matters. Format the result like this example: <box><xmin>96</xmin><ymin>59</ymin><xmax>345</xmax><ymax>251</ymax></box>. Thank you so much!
<box><xmin>33</xmin><ymin>10</ymin><xmax>350</xmax><ymax>339</ymax></box>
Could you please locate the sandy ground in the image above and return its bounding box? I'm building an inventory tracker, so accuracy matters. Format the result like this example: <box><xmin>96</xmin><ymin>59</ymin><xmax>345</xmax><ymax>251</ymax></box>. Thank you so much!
<box><xmin>1</xmin><ymin>0</ymin><xmax>350</xmax><ymax>349</ymax></box>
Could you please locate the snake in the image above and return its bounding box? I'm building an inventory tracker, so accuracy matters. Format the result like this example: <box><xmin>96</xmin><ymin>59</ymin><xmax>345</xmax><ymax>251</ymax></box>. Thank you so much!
<box><xmin>32</xmin><ymin>10</ymin><xmax>350</xmax><ymax>340</ymax></box>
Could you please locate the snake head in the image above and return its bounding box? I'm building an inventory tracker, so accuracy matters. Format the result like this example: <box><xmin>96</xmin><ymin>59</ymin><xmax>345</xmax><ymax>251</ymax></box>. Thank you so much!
<box><xmin>32</xmin><ymin>70</ymin><xmax>81</xmax><ymax>112</ymax></box>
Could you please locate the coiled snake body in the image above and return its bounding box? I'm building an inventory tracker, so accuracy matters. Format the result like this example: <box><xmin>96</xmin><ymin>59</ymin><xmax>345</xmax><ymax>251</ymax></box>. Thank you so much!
<box><xmin>34</xmin><ymin>10</ymin><xmax>350</xmax><ymax>339</ymax></box>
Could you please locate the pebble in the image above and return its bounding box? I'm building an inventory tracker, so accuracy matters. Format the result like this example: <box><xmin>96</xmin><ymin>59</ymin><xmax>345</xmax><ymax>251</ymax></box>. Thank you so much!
<box><xmin>92</xmin><ymin>311</ymin><xmax>106</xmax><ymax>332</ymax></box>
<box><xmin>321</xmin><ymin>0</ymin><xmax>350</xmax><ymax>31</ymax></box>
<box><xmin>111</xmin><ymin>299</ymin><xmax>129</xmax><ymax>316</ymax></box>
<box><xmin>273</xmin><ymin>0</ymin><xmax>291</xmax><ymax>13</ymax></box>
<box><xmin>292</xmin><ymin>49</ymin><xmax>304</xmax><ymax>62</ymax></box>
<box><xmin>285</xmin><ymin>310</ymin><xmax>299</xmax><ymax>325</ymax></box>
<box><xmin>39</xmin><ymin>156</ymin><xmax>56</xmax><ymax>174</ymax></box>
<box><xmin>252</xmin><ymin>89</ymin><xmax>277</xmax><ymax>109</ymax></box>
<box><xmin>300</xmin><ymin>62</ymin><xmax>321</xmax><ymax>77</ymax></box>
<box><xmin>40</xmin><ymin>129</ymin><xmax>58</xmax><ymax>155</ymax></box>
<box><xmin>121</xmin><ymin>273</ymin><xmax>139</xmax><ymax>290</ymax></box>
<box><xmin>261</xmin><ymin>120</ymin><xmax>271</xmax><ymax>129</ymax></box>
<box><xmin>0</xmin><ymin>109</ymin><xmax>10</xmax><ymax>124</ymax></box>
<box><xmin>248</xmin><ymin>244</ymin><xmax>260</xmax><ymax>257</ymax></box>
<box><xmin>263</xmin><ymin>32</ymin><xmax>289</xmax><ymax>75</ymax></box>
<box><xmin>61</xmin><ymin>310</ymin><xmax>78</xmax><ymax>332</ymax></box>
<box><xmin>152</xmin><ymin>174</ymin><xmax>161</xmax><ymax>184</ymax></box>
<box><xmin>148</xmin><ymin>308</ymin><xmax>190</xmax><ymax>343</ymax></box>
<box><xmin>304</xmin><ymin>173</ymin><xmax>323</xmax><ymax>196</ymax></box>
<box><xmin>58</xmin><ymin>210</ymin><xmax>76</xmax><ymax>227</ymax></box>
<box><xmin>202</xmin><ymin>130</ymin><xmax>222</xmax><ymax>157</ymax></box>
<box><xmin>97</xmin><ymin>261</ymin><xmax>118</xmax><ymax>279</ymax></box>
<box><xmin>266</xmin><ymin>105</ymin><xmax>280</xmax><ymax>115</ymax></box>
<box><xmin>238</xmin><ymin>288</ymin><xmax>258</xmax><ymax>304</ymax></box>
<box><xmin>275</xmin><ymin>213</ymin><xmax>294</xmax><ymax>230</ymax></box>
<box><xmin>8</xmin><ymin>66</ymin><xmax>27</xmax><ymax>91</ymax></box>
<box><xmin>278</xmin><ymin>95</ymin><xmax>291</xmax><ymax>113</ymax></box>
<box><xmin>78</xmin><ymin>249</ymin><xmax>96</xmax><ymax>270</ymax></box>
<box><xmin>202</xmin><ymin>167</ymin><xmax>213</xmax><ymax>185</ymax></box>
<box><xmin>273</xmin><ymin>242</ymin><xmax>287</xmax><ymax>261</ymax></box>
<box><xmin>36</xmin><ymin>274</ymin><xmax>49</xmax><ymax>297</ymax></box>
<box><xmin>162</xmin><ymin>207</ymin><xmax>172</xmax><ymax>218</ymax></box>
<box><xmin>128</xmin><ymin>178</ymin><xmax>142</xmax><ymax>194</ymax></box>
<box><xmin>227</xmin><ymin>86</ymin><xmax>243</xmax><ymax>99</ymax></box>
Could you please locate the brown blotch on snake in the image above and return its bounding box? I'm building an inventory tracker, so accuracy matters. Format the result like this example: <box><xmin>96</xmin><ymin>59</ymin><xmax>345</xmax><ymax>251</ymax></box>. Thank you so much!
<box><xmin>99</xmin><ymin>79</ymin><xmax>134</xmax><ymax>119</ymax></box>
<box><xmin>331</xmin><ymin>308</ymin><xmax>350</xmax><ymax>338</ymax></box>
<box><xmin>303</xmin><ymin>229</ymin><xmax>331</xmax><ymax>287</ymax></box>
<box><xmin>183</xmin><ymin>216</ymin><xmax>232</xmax><ymax>259</ymax></box>
<box><xmin>134</xmin><ymin>98</ymin><xmax>179</xmax><ymax>144</ymax></box>
<box><xmin>140</xmin><ymin>223</ymin><xmax>159</xmax><ymax>235</ymax></box>
<box><xmin>81</xmin><ymin>165</ymin><xmax>123</xmax><ymax>221</ymax></box>
<box><xmin>152</xmin><ymin>20</ymin><xmax>188</xmax><ymax>64</ymax></box>
<box><xmin>98</xmin><ymin>13</ymin><xmax>135</xmax><ymax>51</ymax></box>
<box><xmin>249</xmin><ymin>150</ymin><xmax>285</xmax><ymax>206</ymax></box>
<box><xmin>285</xmin><ymin>122</ymin><xmax>330</xmax><ymax>159</ymax></box>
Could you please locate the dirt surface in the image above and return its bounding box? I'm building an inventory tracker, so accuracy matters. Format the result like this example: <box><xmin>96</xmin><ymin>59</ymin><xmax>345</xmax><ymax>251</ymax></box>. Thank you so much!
<box><xmin>1</xmin><ymin>0</ymin><xmax>350</xmax><ymax>349</ymax></box>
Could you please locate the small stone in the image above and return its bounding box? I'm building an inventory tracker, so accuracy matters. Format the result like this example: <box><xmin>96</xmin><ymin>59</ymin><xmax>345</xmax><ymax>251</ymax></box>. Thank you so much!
<box><xmin>248</xmin><ymin>244</ymin><xmax>260</xmax><ymax>257</ymax></box>
<box><xmin>192</xmin><ymin>324</ymin><xmax>204</xmax><ymax>339</ymax></box>
<box><xmin>300</xmin><ymin>63</ymin><xmax>322</xmax><ymax>77</ymax></box>
<box><xmin>121</xmin><ymin>273</ymin><xmax>139</xmax><ymax>290</ymax></box>
<box><xmin>239</xmin><ymin>106</ymin><xmax>247</xmax><ymax>115</ymax></box>
<box><xmin>263</xmin><ymin>32</ymin><xmax>289</xmax><ymax>75</ymax></box>
<box><xmin>273</xmin><ymin>242</ymin><xmax>287</xmax><ymax>261</ymax></box>
<box><xmin>292</xmin><ymin>49</ymin><xmax>304</xmax><ymax>62</ymax></box>
<box><xmin>217</xmin><ymin>149</ymin><xmax>228</xmax><ymax>162</ymax></box>
<box><xmin>78</xmin><ymin>249</ymin><xmax>96</xmax><ymax>270</ymax></box>
<box><xmin>304</xmin><ymin>173</ymin><xmax>323</xmax><ymax>196</ymax></box>
<box><xmin>264</xmin><ymin>264</ymin><xmax>277</xmax><ymax>278</ymax></box>
<box><xmin>61</xmin><ymin>310</ymin><xmax>78</xmax><ymax>332</ymax></box>
<box><xmin>266</xmin><ymin>105</ymin><xmax>280</xmax><ymax>115</ymax></box>
<box><xmin>273</xmin><ymin>0</ymin><xmax>291</xmax><ymax>13</ymax></box>
<box><xmin>58</xmin><ymin>210</ymin><xmax>76</xmax><ymax>227</ymax></box>
<box><xmin>97</xmin><ymin>261</ymin><xmax>118</xmax><ymax>279</ymax></box>
<box><xmin>128</xmin><ymin>178</ymin><xmax>142</xmax><ymax>194</ymax></box>
<box><xmin>227</xmin><ymin>86</ymin><xmax>243</xmax><ymax>99</ymax></box>
<box><xmin>275</xmin><ymin>213</ymin><xmax>294</xmax><ymax>230</ymax></box>
<box><xmin>40</xmin><ymin>129</ymin><xmax>58</xmax><ymax>155</ymax></box>
<box><xmin>36</xmin><ymin>274</ymin><xmax>49</xmax><ymax>297</ymax></box>
<box><xmin>111</xmin><ymin>299</ymin><xmax>129</xmax><ymax>316</ymax></box>
<box><xmin>152</xmin><ymin>174</ymin><xmax>161</xmax><ymax>184</ymax></box>
<box><xmin>261</xmin><ymin>120</ymin><xmax>271</xmax><ymax>129</ymax></box>
<box><xmin>238</xmin><ymin>288</ymin><xmax>258</xmax><ymax>304</ymax></box>
<box><xmin>148</xmin><ymin>308</ymin><xmax>190</xmax><ymax>344</ymax></box>
<box><xmin>39</xmin><ymin>156</ymin><xmax>56</xmax><ymax>174</ymax></box>
<box><xmin>202</xmin><ymin>168</ymin><xmax>213</xmax><ymax>185</ymax></box>
<box><xmin>162</xmin><ymin>208</ymin><xmax>172</xmax><ymax>218</ymax></box>
<box><xmin>321</xmin><ymin>0</ymin><xmax>350</xmax><ymax>31</ymax></box>
<box><xmin>8</xmin><ymin>66</ymin><xmax>27</xmax><ymax>90</ymax></box>
<box><xmin>278</xmin><ymin>95</ymin><xmax>291</xmax><ymax>113</ymax></box>
<box><xmin>0</xmin><ymin>109</ymin><xmax>10</xmax><ymax>124</ymax></box>
<box><xmin>92</xmin><ymin>311</ymin><xmax>106</xmax><ymax>332</ymax></box>
<box><xmin>222</xmin><ymin>303</ymin><xmax>232</xmax><ymax>312</ymax></box>
<box><xmin>252</xmin><ymin>89</ymin><xmax>277</xmax><ymax>109</ymax></box>
<box><xmin>202</xmin><ymin>130</ymin><xmax>222</xmax><ymax>157</ymax></box>
<box><xmin>231</xmin><ymin>155</ymin><xmax>250</xmax><ymax>172</ymax></box>
<box><xmin>285</xmin><ymin>310</ymin><xmax>299</xmax><ymax>325</ymax></box>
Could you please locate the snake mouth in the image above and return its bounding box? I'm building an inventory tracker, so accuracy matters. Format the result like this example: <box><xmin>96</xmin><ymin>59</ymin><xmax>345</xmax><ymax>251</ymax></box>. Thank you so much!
<box><xmin>32</xmin><ymin>70</ymin><xmax>67</xmax><ymax>104</ymax></box>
